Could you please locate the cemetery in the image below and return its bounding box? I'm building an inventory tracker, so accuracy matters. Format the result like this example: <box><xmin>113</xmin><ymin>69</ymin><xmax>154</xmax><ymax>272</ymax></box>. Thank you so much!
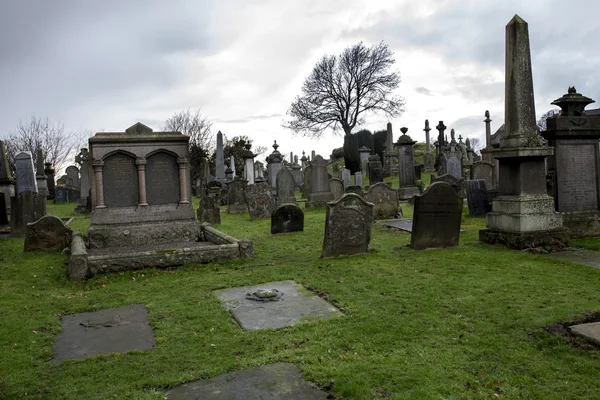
<box><xmin>2</xmin><ymin>14</ymin><xmax>600</xmax><ymax>400</ymax></box>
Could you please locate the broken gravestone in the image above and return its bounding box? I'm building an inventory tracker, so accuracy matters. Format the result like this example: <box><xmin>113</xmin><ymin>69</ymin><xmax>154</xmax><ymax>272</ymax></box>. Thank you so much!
<box><xmin>271</xmin><ymin>204</ymin><xmax>304</xmax><ymax>234</ymax></box>
<box><xmin>24</xmin><ymin>215</ymin><xmax>72</xmax><ymax>252</ymax></box>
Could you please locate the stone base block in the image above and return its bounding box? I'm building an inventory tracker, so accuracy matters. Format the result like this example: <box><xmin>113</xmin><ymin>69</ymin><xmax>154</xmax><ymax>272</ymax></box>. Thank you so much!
<box><xmin>91</xmin><ymin>204</ymin><xmax>195</xmax><ymax>225</ymax></box>
<box><xmin>486</xmin><ymin>210</ymin><xmax>563</xmax><ymax>233</ymax></box>
<box><xmin>397</xmin><ymin>186</ymin><xmax>420</xmax><ymax>201</ymax></box>
<box><xmin>562</xmin><ymin>211</ymin><xmax>600</xmax><ymax>238</ymax></box>
<box><xmin>88</xmin><ymin>219</ymin><xmax>200</xmax><ymax>249</ymax></box>
<box><xmin>479</xmin><ymin>228</ymin><xmax>568</xmax><ymax>251</ymax></box>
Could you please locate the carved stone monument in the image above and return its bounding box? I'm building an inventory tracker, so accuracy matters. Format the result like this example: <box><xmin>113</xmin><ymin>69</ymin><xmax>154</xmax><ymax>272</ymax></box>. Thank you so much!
<box><xmin>466</xmin><ymin>180</ymin><xmax>491</xmax><ymax>218</ymax></box>
<box><xmin>15</xmin><ymin>151</ymin><xmax>38</xmax><ymax>194</ymax></box>
<box><xmin>423</xmin><ymin>120</ymin><xmax>435</xmax><ymax>172</ymax></box>
<box><xmin>35</xmin><ymin>148</ymin><xmax>48</xmax><ymax>197</ymax></box>
<box><xmin>368</xmin><ymin>154</ymin><xmax>383</xmax><ymax>184</ymax></box>
<box><xmin>396</xmin><ymin>127</ymin><xmax>420</xmax><ymax>200</ymax></box>
<box><xmin>365</xmin><ymin>182</ymin><xmax>399</xmax><ymax>219</ymax></box>
<box><xmin>306</xmin><ymin>155</ymin><xmax>334</xmax><ymax>208</ymax></box>
<box><xmin>329</xmin><ymin>178</ymin><xmax>344</xmax><ymax>200</ymax></box>
<box><xmin>10</xmin><ymin>191</ymin><xmax>47</xmax><ymax>236</ymax></box>
<box><xmin>227</xmin><ymin>179</ymin><xmax>248</xmax><ymax>214</ymax></box>
<box><xmin>479</xmin><ymin>15</ymin><xmax>566</xmax><ymax>249</ymax></box>
<box><xmin>215</xmin><ymin>131</ymin><xmax>226</xmax><ymax>183</ymax></box>
<box><xmin>245</xmin><ymin>181</ymin><xmax>275</xmax><ymax>219</ymax></box>
<box><xmin>267</xmin><ymin>141</ymin><xmax>283</xmax><ymax>195</ymax></box>
<box><xmin>276</xmin><ymin>167</ymin><xmax>296</xmax><ymax>204</ymax></box>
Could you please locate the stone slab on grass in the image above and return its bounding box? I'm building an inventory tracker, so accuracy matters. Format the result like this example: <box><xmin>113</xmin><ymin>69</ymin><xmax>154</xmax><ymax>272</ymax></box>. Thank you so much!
<box><xmin>569</xmin><ymin>322</ymin><xmax>600</xmax><ymax>346</ymax></box>
<box><xmin>50</xmin><ymin>304</ymin><xmax>155</xmax><ymax>363</ymax></box>
<box><xmin>546</xmin><ymin>249</ymin><xmax>600</xmax><ymax>269</ymax></box>
<box><xmin>381</xmin><ymin>218</ymin><xmax>413</xmax><ymax>233</ymax></box>
<box><xmin>166</xmin><ymin>362</ymin><xmax>328</xmax><ymax>399</ymax></box>
<box><xmin>216</xmin><ymin>280</ymin><xmax>342</xmax><ymax>331</ymax></box>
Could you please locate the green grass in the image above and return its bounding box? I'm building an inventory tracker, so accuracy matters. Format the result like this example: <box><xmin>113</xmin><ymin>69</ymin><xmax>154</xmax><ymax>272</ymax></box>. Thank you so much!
<box><xmin>1</xmin><ymin>200</ymin><xmax>600</xmax><ymax>399</ymax></box>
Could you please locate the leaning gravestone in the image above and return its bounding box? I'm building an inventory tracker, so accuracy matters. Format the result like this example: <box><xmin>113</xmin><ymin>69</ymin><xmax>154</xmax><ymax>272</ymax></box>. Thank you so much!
<box><xmin>466</xmin><ymin>180</ymin><xmax>490</xmax><ymax>218</ymax></box>
<box><xmin>271</xmin><ymin>204</ymin><xmax>304</xmax><ymax>234</ymax></box>
<box><xmin>276</xmin><ymin>167</ymin><xmax>296</xmax><ymax>204</ymax></box>
<box><xmin>10</xmin><ymin>191</ymin><xmax>47</xmax><ymax>236</ymax></box>
<box><xmin>245</xmin><ymin>181</ymin><xmax>276</xmax><ymax>220</ymax></box>
<box><xmin>329</xmin><ymin>178</ymin><xmax>344</xmax><ymax>201</ymax></box>
<box><xmin>411</xmin><ymin>182</ymin><xmax>462</xmax><ymax>250</ymax></box>
<box><xmin>15</xmin><ymin>151</ymin><xmax>38</xmax><ymax>194</ymax></box>
<box><xmin>24</xmin><ymin>215</ymin><xmax>73</xmax><ymax>252</ymax></box>
<box><xmin>365</xmin><ymin>182</ymin><xmax>399</xmax><ymax>219</ymax></box>
<box><xmin>227</xmin><ymin>179</ymin><xmax>248</xmax><ymax>214</ymax></box>
<box><xmin>197</xmin><ymin>195</ymin><xmax>221</xmax><ymax>225</ymax></box>
<box><xmin>321</xmin><ymin>193</ymin><xmax>374</xmax><ymax>258</ymax></box>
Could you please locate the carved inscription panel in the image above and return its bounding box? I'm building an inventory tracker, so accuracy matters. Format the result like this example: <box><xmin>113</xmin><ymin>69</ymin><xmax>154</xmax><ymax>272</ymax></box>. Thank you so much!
<box><xmin>103</xmin><ymin>153</ymin><xmax>139</xmax><ymax>207</ymax></box>
<box><xmin>556</xmin><ymin>142</ymin><xmax>598</xmax><ymax>212</ymax></box>
<box><xmin>146</xmin><ymin>152</ymin><xmax>179</xmax><ymax>205</ymax></box>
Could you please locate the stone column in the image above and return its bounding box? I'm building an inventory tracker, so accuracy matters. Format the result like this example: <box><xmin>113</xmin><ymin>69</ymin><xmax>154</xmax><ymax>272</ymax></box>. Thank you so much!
<box><xmin>424</xmin><ymin>120</ymin><xmax>431</xmax><ymax>153</ymax></box>
<box><xmin>92</xmin><ymin>160</ymin><xmax>106</xmax><ymax>209</ymax></box>
<box><xmin>484</xmin><ymin>110</ymin><xmax>492</xmax><ymax>150</ymax></box>
<box><xmin>215</xmin><ymin>131</ymin><xmax>225</xmax><ymax>182</ymax></box>
<box><xmin>135</xmin><ymin>158</ymin><xmax>148</xmax><ymax>206</ymax></box>
<box><xmin>177</xmin><ymin>157</ymin><xmax>190</xmax><ymax>204</ymax></box>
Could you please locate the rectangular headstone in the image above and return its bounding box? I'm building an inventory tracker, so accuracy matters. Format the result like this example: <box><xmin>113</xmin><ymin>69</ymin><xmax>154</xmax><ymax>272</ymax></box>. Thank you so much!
<box><xmin>341</xmin><ymin>169</ymin><xmax>351</xmax><ymax>188</ymax></box>
<box><xmin>215</xmin><ymin>131</ymin><xmax>225</xmax><ymax>181</ymax></box>
<box><xmin>466</xmin><ymin>180</ymin><xmax>491</xmax><ymax>218</ymax></box>
<box><xmin>15</xmin><ymin>151</ymin><xmax>38</xmax><ymax>193</ymax></box>
<box><xmin>555</xmin><ymin>141</ymin><xmax>598</xmax><ymax>212</ymax></box>
<box><xmin>354</xmin><ymin>172</ymin><xmax>363</xmax><ymax>188</ymax></box>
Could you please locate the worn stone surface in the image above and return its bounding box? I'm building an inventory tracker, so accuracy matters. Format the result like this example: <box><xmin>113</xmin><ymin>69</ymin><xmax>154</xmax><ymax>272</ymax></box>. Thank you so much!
<box><xmin>301</xmin><ymin>165</ymin><xmax>312</xmax><ymax>198</ymax></box>
<box><xmin>166</xmin><ymin>363</ymin><xmax>329</xmax><ymax>400</ymax></box>
<box><xmin>276</xmin><ymin>167</ymin><xmax>296</xmax><ymax>204</ymax></box>
<box><xmin>271</xmin><ymin>204</ymin><xmax>304</xmax><ymax>234</ymax></box>
<box><xmin>0</xmin><ymin>193</ymin><xmax>7</xmax><ymax>225</ymax></box>
<box><xmin>227</xmin><ymin>179</ymin><xmax>248</xmax><ymax>214</ymax></box>
<box><xmin>446</xmin><ymin>155</ymin><xmax>462</xmax><ymax>180</ymax></box>
<box><xmin>471</xmin><ymin>161</ymin><xmax>495</xmax><ymax>190</ymax></box>
<box><xmin>431</xmin><ymin>173</ymin><xmax>465</xmax><ymax>197</ymax></box>
<box><xmin>354</xmin><ymin>172</ymin><xmax>363</xmax><ymax>188</ymax></box>
<box><xmin>345</xmin><ymin>185</ymin><xmax>364</xmax><ymax>197</ymax></box>
<box><xmin>381</xmin><ymin>218</ymin><xmax>413</xmax><ymax>233</ymax></box>
<box><xmin>50</xmin><ymin>305</ymin><xmax>155</xmax><ymax>363</ymax></box>
<box><xmin>368</xmin><ymin>158</ymin><xmax>383</xmax><ymax>184</ymax></box>
<box><xmin>424</xmin><ymin>152</ymin><xmax>435</xmax><ymax>172</ymax></box>
<box><xmin>411</xmin><ymin>182</ymin><xmax>463</xmax><ymax>250</ymax></box>
<box><xmin>321</xmin><ymin>194</ymin><xmax>374</xmax><ymax>258</ymax></box>
<box><xmin>54</xmin><ymin>186</ymin><xmax>80</xmax><ymax>203</ymax></box>
<box><xmin>216</xmin><ymin>280</ymin><xmax>342</xmax><ymax>331</ymax></box>
<box><xmin>15</xmin><ymin>151</ymin><xmax>38</xmax><ymax>193</ymax></box>
<box><xmin>479</xmin><ymin>228</ymin><xmax>568</xmax><ymax>251</ymax></box>
<box><xmin>10</xmin><ymin>191</ymin><xmax>47</xmax><ymax>236</ymax></box>
<box><xmin>341</xmin><ymin>168</ymin><xmax>351</xmax><ymax>188</ymax></box>
<box><xmin>569</xmin><ymin>322</ymin><xmax>600</xmax><ymax>346</ymax></box>
<box><xmin>329</xmin><ymin>178</ymin><xmax>344</xmax><ymax>200</ymax></box>
<box><xmin>197</xmin><ymin>195</ymin><xmax>221</xmax><ymax>225</ymax></box>
<box><xmin>65</xmin><ymin>165</ymin><xmax>80</xmax><ymax>188</ymax></box>
<box><xmin>546</xmin><ymin>249</ymin><xmax>600</xmax><ymax>269</ymax></box>
<box><xmin>365</xmin><ymin>182</ymin><xmax>399</xmax><ymax>219</ymax></box>
<box><xmin>397</xmin><ymin>129</ymin><xmax>417</xmax><ymax>188</ymax></box>
<box><xmin>103</xmin><ymin>153</ymin><xmax>139</xmax><ymax>207</ymax></box>
<box><xmin>146</xmin><ymin>152</ymin><xmax>180</xmax><ymax>205</ymax></box>
<box><xmin>466</xmin><ymin>180</ymin><xmax>491</xmax><ymax>218</ymax></box>
<box><xmin>306</xmin><ymin>156</ymin><xmax>333</xmax><ymax>208</ymax></box>
<box><xmin>245</xmin><ymin>181</ymin><xmax>276</xmax><ymax>219</ymax></box>
<box><xmin>24</xmin><ymin>215</ymin><xmax>72</xmax><ymax>252</ymax></box>
<box><xmin>69</xmin><ymin>233</ymin><xmax>89</xmax><ymax>280</ymax></box>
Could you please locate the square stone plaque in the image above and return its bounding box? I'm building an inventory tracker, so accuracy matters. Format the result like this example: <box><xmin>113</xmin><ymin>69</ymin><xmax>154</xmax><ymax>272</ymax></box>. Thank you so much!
<box><xmin>215</xmin><ymin>280</ymin><xmax>342</xmax><ymax>331</ymax></box>
<box><xmin>166</xmin><ymin>362</ymin><xmax>328</xmax><ymax>399</ymax></box>
<box><xmin>50</xmin><ymin>304</ymin><xmax>155</xmax><ymax>363</ymax></box>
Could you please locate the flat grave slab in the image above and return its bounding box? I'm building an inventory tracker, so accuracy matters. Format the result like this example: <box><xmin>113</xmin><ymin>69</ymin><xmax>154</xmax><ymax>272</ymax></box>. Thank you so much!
<box><xmin>50</xmin><ymin>304</ymin><xmax>155</xmax><ymax>363</ymax></box>
<box><xmin>546</xmin><ymin>249</ymin><xmax>600</xmax><ymax>269</ymax></box>
<box><xmin>215</xmin><ymin>280</ymin><xmax>342</xmax><ymax>331</ymax></box>
<box><xmin>380</xmin><ymin>218</ymin><xmax>413</xmax><ymax>232</ymax></box>
<box><xmin>166</xmin><ymin>362</ymin><xmax>328</xmax><ymax>399</ymax></box>
<box><xmin>569</xmin><ymin>322</ymin><xmax>600</xmax><ymax>346</ymax></box>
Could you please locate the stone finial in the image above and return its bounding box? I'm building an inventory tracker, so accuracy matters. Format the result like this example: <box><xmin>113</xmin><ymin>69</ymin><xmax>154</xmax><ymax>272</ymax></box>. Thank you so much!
<box><xmin>465</xmin><ymin>138</ymin><xmax>471</xmax><ymax>149</ymax></box>
<box><xmin>424</xmin><ymin>120</ymin><xmax>430</xmax><ymax>131</ymax></box>
<box><xmin>484</xmin><ymin>110</ymin><xmax>491</xmax><ymax>122</ymax></box>
<box><xmin>458</xmin><ymin>135</ymin><xmax>463</xmax><ymax>143</ymax></box>
<box><xmin>502</xmin><ymin>14</ymin><xmax>541</xmax><ymax>147</ymax></box>
<box><xmin>272</xmin><ymin>140</ymin><xmax>279</xmax><ymax>150</ymax></box>
<box><xmin>551</xmin><ymin>87</ymin><xmax>595</xmax><ymax>117</ymax></box>
<box><xmin>450</xmin><ymin>129</ymin><xmax>456</xmax><ymax>142</ymax></box>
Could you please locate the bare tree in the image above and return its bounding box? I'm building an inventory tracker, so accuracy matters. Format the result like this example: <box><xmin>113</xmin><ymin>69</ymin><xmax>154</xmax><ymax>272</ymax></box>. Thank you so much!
<box><xmin>4</xmin><ymin>116</ymin><xmax>77</xmax><ymax>173</ymax></box>
<box><xmin>469</xmin><ymin>137</ymin><xmax>484</xmax><ymax>154</ymax></box>
<box><xmin>284</xmin><ymin>41</ymin><xmax>404</xmax><ymax>138</ymax></box>
<box><xmin>536</xmin><ymin>108</ymin><xmax>561</xmax><ymax>132</ymax></box>
<box><xmin>163</xmin><ymin>109</ymin><xmax>213</xmax><ymax>152</ymax></box>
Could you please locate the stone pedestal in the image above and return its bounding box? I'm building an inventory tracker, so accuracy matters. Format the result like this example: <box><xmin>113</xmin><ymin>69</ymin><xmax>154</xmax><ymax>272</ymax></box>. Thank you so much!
<box><xmin>396</xmin><ymin>127</ymin><xmax>420</xmax><ymax>200</ymax></box>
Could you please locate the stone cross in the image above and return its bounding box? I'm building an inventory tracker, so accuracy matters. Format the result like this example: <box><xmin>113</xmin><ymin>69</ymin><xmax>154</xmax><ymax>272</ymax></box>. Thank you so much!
<box><xmin>436</xmin><ymin>121</ymin><xmax>446</xmax><ymax>146</ymax></box>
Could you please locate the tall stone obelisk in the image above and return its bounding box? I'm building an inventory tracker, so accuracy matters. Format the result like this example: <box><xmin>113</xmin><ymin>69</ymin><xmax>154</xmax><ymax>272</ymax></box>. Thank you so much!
<box><xmin>215</xmin><ymin>131</ymin><xmax>225</xmax><ymax>183</ymax></box>
<box><xmin>479</xmin><ymin>15</ymin><xmax>566</xmax><ymax>249</ymax></box>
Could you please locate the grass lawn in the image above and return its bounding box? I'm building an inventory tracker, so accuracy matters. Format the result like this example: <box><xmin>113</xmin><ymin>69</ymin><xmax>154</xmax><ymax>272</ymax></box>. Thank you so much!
<box><xmin>1</xmin><ymin>197</ymin><xmax>600</xmax><ymax>399</ymax></box>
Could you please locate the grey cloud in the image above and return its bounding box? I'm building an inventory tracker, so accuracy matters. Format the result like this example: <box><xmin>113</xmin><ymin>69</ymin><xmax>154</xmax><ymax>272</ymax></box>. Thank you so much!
<box><xmin>217</xmin><ymin>113</ymin><xmax>284</xmax><ymax>124</ymax></box>
<box><xmin>415</xmin><ymin>86</ymin><xmax>433</xmax><ymax>96</ymax></box>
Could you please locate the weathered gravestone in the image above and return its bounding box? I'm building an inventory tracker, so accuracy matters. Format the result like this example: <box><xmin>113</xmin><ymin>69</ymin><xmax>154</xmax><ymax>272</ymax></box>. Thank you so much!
<box><xmin>396</xmin><ymin>127</ymin><xmax>420</xmax><ymax>200</ymax></box>
<box><xmin>24</xmin><ymin>215</ymin><xmax>73</xmax><ymax>252</ymax></box>
<box><xmin>341</xmin><ymin>168</ymin><xmax>351</xmax><ymax>188</ymax></box>
<box><xmin>197</xmin><ymin>195</ymin><xmax>221</xmax><ymax>225</ymax></box>
<box><xmin>245</xmin><ymin>181</ymin><xmax>276</xmax><ymax>219</ymax></box>
<box><xmin>10</xmin><ymin>191</ymin><xmax>47</xmax><ymax>236</ymax></box>
<box><xmin>470</xmin><ymin>161</ymin><xmax>495</xmax><ymax>190</ymax></box>
<box><xmin>365</xmin><ymin>182</ymin><xmax>399</xmax><ymax>219</ymax></box>
<box><xmin>301</xmin><ymin>165</ymin><xmax>312</xmax><ymax>198</ymax></box>
<box><xmin>15</xmin><ymin>151</ymin><xmax>37</xmax><ymax>193</ymax></box>
<box><xmin>368</xmin><ymin>155</ymin><xmax>383</xmax><ymax>184</ymax></box>
<box><xmin>446</xmin><ymin>154</ymin><xmax>462</xmax><ymax>180</ymax></box>
<box><xmin>0</xmin><ymin>140</ymin><xmax>15</xmax><ymax>214</ymax></box>
<box><xmin>354</xmin><ymin>172</ymin><xmax>363</xmax><ymax>188</ymax></box>
<box><xmin>65</xmin><ymin>165</ymin><xmax>80</xmax><ymax>188</ymax></box>
<box><xmin>329</xmin><ymin>178</ymin><xmax>344</xmax><ymax>201</ymax></box>
<box><xmin>345</xmin><ymin>185</ymin><xmax>364</xmax><ymax>197</ymax></box>
<box><xmin>431</xmin><ymin>173</ymin><xmax>465</xmax><ymax>198</ymax></box>
<box><xmin>45</xmin><ymin>163</ymin><xmax>55</xmax><ymax>200</ymax></box>
<box><xmin>321</xmin><ymin>193</ymin><xmax>374</xmax><ymax>258</ymax></box>
<box><xmin>411</xmin><ymin>182</ymin><xmax>462</xmax><ymax>250</ymax></box>
<box><xmin>75</xmin><ymin>148</ymin><xmax>93</xmax><ymax>213</ymax></box>
<box><xmin>276</xmin><ymin>167</ymin><xmax>296</xmax><ymax>204</ymax></box>
<box><xmin>271</xmin><ymin>203</ymin><xmax>304</xmax><ymax>234</ymax></box>
<box><xmin>227</xmin><ymin>179</ymin><xmax>248</xmax><ymax>214</ymax></box>
<box><xmin>306</xmin><ymin>156</ymin><xmax>334</xmax><ymax>208</ymax></box>
<box><xmin>0</xmin><ymin>193</ymin><xmax>7</xmax><ymax>225</ymax></box>
<box><xmin>466</xmin><ymin>180</ymin><xmax>491</xmax><ymax>218</ymax></box>
<box><xmin>35</xmin><ymin>148</ymin><xmax>48</xmax><ymax>197</ymax></box>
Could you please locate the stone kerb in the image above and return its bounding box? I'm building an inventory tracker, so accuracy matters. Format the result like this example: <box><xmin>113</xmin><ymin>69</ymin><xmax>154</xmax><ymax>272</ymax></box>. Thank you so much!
<box><xmin>321</xmin><ymin>193</ymin><xmax>374</xmax><ymax>258</ymax></box>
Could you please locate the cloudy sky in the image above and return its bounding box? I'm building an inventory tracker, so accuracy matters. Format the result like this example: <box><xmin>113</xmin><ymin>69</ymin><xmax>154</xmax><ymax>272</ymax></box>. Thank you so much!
<box><xmin>0</xmin><ymin>0</ymin><xmax>598</xmax><ymax>161</ymax></box>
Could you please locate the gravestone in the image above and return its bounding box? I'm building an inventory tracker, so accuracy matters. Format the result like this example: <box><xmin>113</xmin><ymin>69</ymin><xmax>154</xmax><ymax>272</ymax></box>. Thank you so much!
<box><xmin>245</xmin><ymin>181</ymin><xmax>275</xmax><ymax>219</ymax></box>
<box><xmin>10</xmin><ymin>191</ymin><xmax>47</xmax><ymax>236</ymax></box>
<box><xmin>35</xmin><ymin>148</ymin><xmax>48</xmax><ymax>197</ymax></box>
<box><xmin>359</xmin><ymin>146</ymin><xmax>371</xmax><ymax>173</ymax></box>
<box><xmin>291</xmin><ymin>164</ymin><xmax>302</xmax><ymax>188</ymax></box>
<box><xmin>15</xmin><ymin>151</ymin><xmax>37</xmax><ymax>193</ymax></box>
<box><xmin>345</xmin><ymin>185</ymin><xmax>364</xmax><ymax>197</ymax></box>
<box><xmin>466</xmin><ymin>180</ymin><xmax>491</xmax><ymax>218</ymax></box>
<box><xmin>368</xmin><ymin>155</ymin><xmax>384</xmax><ymax>184</ymax></box>
<box><xmin>227</xmin><ymin>179</ymin><xmax>249</xmax><ymax>214</ymax></box>
<box><xmin>75</xmin><ymin>148</ymin><xmax>93</xmax><ymax>212</ymax></box>
<box><xmin>102</xmin><ymin>153</ymin><xmax>139</xmax><ymax>207</ymax></box>
<box><xmin>271</xmin><ymin>204</ymin><xmax>304</xmax><ymax>234</ymax></box>
<box><xmin>197</xmin><ymin>195</ymin><xmax>221</xmax><ymax>225</ymax></box>
<box><xmin>54</xmin><ymin>186</ymin><xmax>80</xmax><ymax>203</ymax></box>
<box><xmin>365</xmin><ymin>182</ymin><xmax>399</xmax><ymax>219</ymax></box>
<box><xmin>45</xmin><ymin>163</ymin><xmax>55</xmax><ymax>200</ymax></box>
<box><xmin>329</xmin><ymin>178</ymin><xmax>344</xmax><ymax>200</ymax></box>
<box><xmin>470</xmin><ymin>161</ymin><xmax>495</xmax><ymax>190</ymax></box>
<box><xmin>354</xmin><ymin>172</ymin><xmax>363</xmax><ymax>188</ymax></box>
<box><xmin>254</xmin><ymin>161</ymin><xmax>266</xmax><ymax>183</ymax></box>
<box><xmin>396</xmin><ymin>128</ymin><xmax>420</xmax><ymax>200</ymax></box>
<box><xmin>341</xmin><ymin>168</ymin><xmax>351</xmax><ymax>188</ymax></box>
<box><xmin>267</xmin><ymin>141</ymin><xmax>283</xmax><ymax>195</ymax></box>
<box><xmin>0</xmin><ymin>193</ymin><xmax>7</xmax><ymax>225</ymax></box>
<box><xmin>51</xmin><ymin>305</ymin><xmax>155</xmax><ymax>363</ymax></box>
<box><xmin>276</xmin><ymin>167</ymin><xmax>296</xmax><ymax>204</ymax></box>
<box><xmin>431</xmin><ymin>173</ymin><xmax>465</xmax><ymax>198</ymax></box>
<box><xmin>306</xmin><ymin>156</ymin><xmax>334</xmax><ymax>208</ymax></box>
<box><xmin>65</xmin><ymin>165</ymin><xmax>80</xmax><ymax>188</ymax></box>
<box><xmin>411</xmin><ymin>182</ymin><xmax>463</xmax><ymax>250</ymax></box>
<box><xmin>301</xmin><ymin>165</ymin><xmax>312</xmax><ymax>198</ymax></box>
<box><xmin>321</xmin><ymin>193</ymin><xmax>374</xmax><ymax>258</ymax></box>
<box><xmin>145</xmin><ymin>152</ymin><xmax>180</xmax><ymax>205</ymax></box>
<box><xmin>446</xmin><ymin>154</ymin><xmax>462</xmax><ymax>179</ymax></box>
<box><xmin>215</xmin><ymin>131</ymin><xmax>226</xmax><ymax>182</ymax></box>
<box><xmin>24</xmin><ymin>215</ymin><xmax>73</xmax><ymax>252</ymax></box>
<box><xmin>0</xmin><ymin>140</ymin><xmax>15</xmax><ymax>214</ymax></box>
